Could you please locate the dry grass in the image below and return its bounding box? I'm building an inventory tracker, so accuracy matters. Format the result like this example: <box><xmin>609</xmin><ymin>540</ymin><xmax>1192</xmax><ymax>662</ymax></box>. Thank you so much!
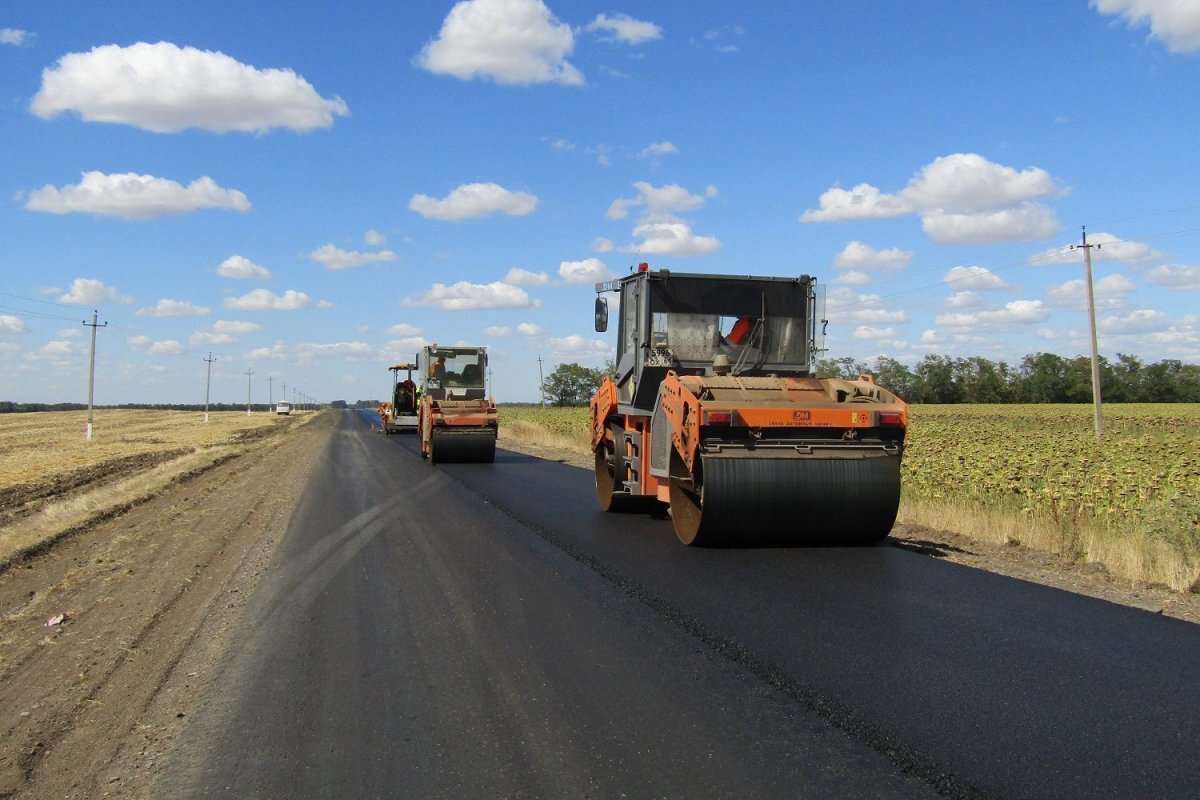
<box><xmin>0</xmin><ymin>409</ymin><xmax>320</xmax><ymax>566</ymax></box>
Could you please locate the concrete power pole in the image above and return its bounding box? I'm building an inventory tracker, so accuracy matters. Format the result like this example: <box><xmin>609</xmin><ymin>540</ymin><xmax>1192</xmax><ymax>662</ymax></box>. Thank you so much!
<box><xmin>267</xmin><ymin>375</ymin><xmax>275</xmax><ymax>408</ymax></box>
<box><xmin>1071</xmin><ymin>226</ymin><xmax>1105</xmax><ymax>440</ymax></box>
<box><xmin>83</xmin><ymin>310</ymin><xmax>107</xmax><ymax>441</ymax></box>
<box><xmin>537</xmin><ymin>354</ymin><xmax>546</xmax><ymax>410</ymax></box>
<box><xmin>203</xmin><ymin>353</ymin><xmax>216</xmax><ymax>423</ymax></box>
<box><xmin>245</xmin><ymin>367</ymin><xmax>254</xmax><ymax>416</ymax></box>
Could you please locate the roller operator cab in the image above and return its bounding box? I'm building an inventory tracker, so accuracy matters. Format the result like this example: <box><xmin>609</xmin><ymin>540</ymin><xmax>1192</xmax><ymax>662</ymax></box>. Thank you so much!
<box><xmin>417</xmin><ymin>345</ymin><xmax>499</xmax><ymax>464</ymax></box>
<box><xmin>589</xmin><ymin>264</ymin><xmax>908</xmax><ymax>546</ymax></box>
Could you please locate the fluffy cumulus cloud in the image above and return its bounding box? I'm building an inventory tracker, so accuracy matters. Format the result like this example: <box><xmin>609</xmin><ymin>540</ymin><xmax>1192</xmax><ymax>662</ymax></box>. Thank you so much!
<box><xmin>824</xmin><ymin>288</ymin><xmax>907</xmax><ymax>325</ymax></box>
<box><xmin>25</xmin><ymin>172</ymin><xmax>250</xmax><ymax>219</ymax></box>
<box><xmin>1099</xmin><ymin>308</ymin><xmax>1170</xmax><ymax>334</ymax></box>
<box><xmin>59</xmin><ymin>278</ymin><xmax>132</xmax><ymax>306</ymax></box>
<box><xmin>31</xmin><ymin>42</ymin><xmax>348</xmax><ymax>133</ymax></box>
<box><xmin>608</xmin><ymin>182</ymin><xmax>720</xmax><ymax>256</ymax></box>
<box><xmin>409</xmin><ymin>182</ymin><xmax>538</xmax><ymax>221</ymax></box>
<box><xmin>516</xmin><ymin>322</ymin><xmax>547</xmax><ymax>337</ymax></box>
<box><xmin>136</xmin><ymin>298</ymin><xmax>210</xmax><ymax>317</ymax></box>
<box><xmin>546</xmin><ymin>334</ymin><xmax>610</xmax><ymax>358</ymax></box>
<box><xmin>802</xmin><ymin>153</ymin><xmax>1065</xmax><ymax>245</ymax></box>
<box><xmin>127</xmin><ymin>335</ymin><xmax>183</xmax><ymax>356</ymax></box>
<box><xmin>834</xmin><ymin>241</ymin><xmax>912</xmax><ymax>272</ymax></box>
<box><xmin>26</xmin><ymin>341</ymin><xmax>78</xmax><ymax>362</ymax></box>
<box><xmin>1046</xmin><ymin>273</ymin><xmax>1137</xmax><ymax>310</ymax></box>
<box><xmin>213</xmin><ymin>320</ymin><xmax>261</xmax><ymax>334</ymax></box>
<box><xmin>416</xmin><ymin>0</ymin><xmax>583</xmax><ymax>86</ymax></box>
<box><xmin>1027</xmin><ymin>232</ymin><xmax>1163</xmax><ymax>265</ymax></box>
<box><xmin>504</xmin><ymin>267</ymin><xmax>551</xmax><ymax>285</ymax></box>
<box><xmin>943</xmin><ymin>290</ymin><xmax>987</xmax><ymax>310</ymax></box>
<box><xmin>218</xmin><ymin>255</ymin><xmax>271</xmax><ymax>281</ymax></box>
<box><xmin>585</xmin><ymin>13</ymin><xmax>663</xmax><ymax>45</ymax></box>
<box><xmin>943</xmin><ymin>266</ymin><xmax>1008</xmax><ymax>291</ymax></box>
<box><xmin>1092</xmin><ymin>0</ymin><xmax>1200</xmax><ymax>53</ymax></box>
<box><xmin>386</xmin><ymin>323</ymin><xmax>422</xmax><ymax>337</ymax></box>
<box><xmin>364</xmin><ymin>229</ymin><xmax>386</xmax><ymax>246</ymax></box>
<box><xmin>0</xmin><ymin>315</ymin><xmax>25</xmax><ymax>334</ymax></box>
<box><xmin>484</xmin><ymin>325</ymin><xmax>513</xmax><ymax>336</ymax></box>
<box><xmin>558</xmin><ymin>258</ymin><xmax>610</xmax><ymax>284</ymax></box>
<box><xmin>309</xmin><ymin>243</ymin><xmax>399</xmax><ymax>270</ymax></box>
<box><xmin>1145</xmin><ymin>263</ymin><xmax>1200</xmax><ymax>290</ymax></box>
<box><xmin>403</xmin><ymin>281</ymin><xmax>539</xmax><ymax>311</ymax></box>
<box><xmin>936</xmin><ymin>299</ymin><xmax>1050</xmax><ymax>330</ymax></box>
<box><xmin>223</xmin><ymin>289</ymin><xmax>310</xmax><ymax>311</ymax></box>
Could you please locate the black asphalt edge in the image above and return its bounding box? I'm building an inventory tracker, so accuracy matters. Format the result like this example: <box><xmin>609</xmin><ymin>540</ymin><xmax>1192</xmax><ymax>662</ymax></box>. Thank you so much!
<box><xmin>446</xmin><ymin>466</ymin><xmax>994</xmax><ymax>800</ymax></box>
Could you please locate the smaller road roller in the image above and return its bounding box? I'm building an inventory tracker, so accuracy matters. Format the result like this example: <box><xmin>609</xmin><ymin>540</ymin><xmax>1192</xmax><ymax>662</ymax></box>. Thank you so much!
<box><xmin>590</xmin><ymin>264</ymin><xmax>907</xmax><ymax>545</ymax></box>
<box><xmin>383</xmin><ymin>362</ymin><xmax>419</xmax><ymax>434</ymax></box>
<box><xmin>418</xmin><ymin>344</ymin><xmax>498</xmax><ymax>464</ymax></box>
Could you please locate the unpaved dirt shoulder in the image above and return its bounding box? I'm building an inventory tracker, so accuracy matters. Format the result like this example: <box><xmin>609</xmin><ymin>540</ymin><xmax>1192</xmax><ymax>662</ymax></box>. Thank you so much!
<box><xmin>498</xmin><ymin>438</ymin><xmax>1200</xmax><ymax>625</ymax></box>
<box><xmin>0</xmin><ymin>412</ymin><xmax>335</xmax><ymax>800</ymax></box>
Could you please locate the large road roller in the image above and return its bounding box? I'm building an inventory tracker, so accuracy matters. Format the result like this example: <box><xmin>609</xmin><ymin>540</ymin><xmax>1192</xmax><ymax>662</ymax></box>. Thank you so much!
<box><xmin>418</xmin><ymin>344</ymin><xmax>498</xmax><ymax>464</ymax></box>
<box><xmin>589</xmin><ymin>264</ymin><xmax>907</xmax><ymax>545</ymax></box>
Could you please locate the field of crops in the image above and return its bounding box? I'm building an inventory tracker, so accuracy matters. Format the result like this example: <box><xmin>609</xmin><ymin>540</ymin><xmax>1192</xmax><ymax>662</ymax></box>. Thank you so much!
<box><xmin>500</xmin><ymin>403</ymin><xmax>1200</xmax><ymax>588</ymax></box>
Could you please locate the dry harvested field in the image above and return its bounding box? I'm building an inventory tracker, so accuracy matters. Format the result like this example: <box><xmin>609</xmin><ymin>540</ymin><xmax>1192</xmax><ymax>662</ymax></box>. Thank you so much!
<box><xmin>0</xmin><ymin>409</ymin><xmax>316</xmax><ymax>567</ymax></box>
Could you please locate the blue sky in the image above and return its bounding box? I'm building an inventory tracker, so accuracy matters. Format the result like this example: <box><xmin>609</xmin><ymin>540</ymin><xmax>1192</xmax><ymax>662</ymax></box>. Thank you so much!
<box><xmin>2</xmin><ymin>1</ymin><xmax>1199</xmax><ymax>405</ymax></box>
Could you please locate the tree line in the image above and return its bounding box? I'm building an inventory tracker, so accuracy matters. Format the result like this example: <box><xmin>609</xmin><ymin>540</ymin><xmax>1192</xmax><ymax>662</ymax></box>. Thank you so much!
<box><xmin>816</xmin><ymin>353</ymin><xmax>1200</xmax><ymax>403</ymax></box>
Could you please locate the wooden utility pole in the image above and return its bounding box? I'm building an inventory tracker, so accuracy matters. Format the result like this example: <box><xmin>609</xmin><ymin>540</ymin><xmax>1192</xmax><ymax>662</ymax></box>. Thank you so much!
<box><xmin>1071</xmin><ymin>226</ymin><xmax>1104</xmax><ymax>440</ymax></box>
<box><xmin>83</xmin><ymin>310</ymin><xmax>107</xmax><ymax>441</ymax></box>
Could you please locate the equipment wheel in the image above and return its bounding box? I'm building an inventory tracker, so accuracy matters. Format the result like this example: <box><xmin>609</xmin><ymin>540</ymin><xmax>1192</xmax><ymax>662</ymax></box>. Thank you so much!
<box><xmin>594</xmin><ymin>423</ymin><xmax>652</xmax><ymax>512</ymax></box>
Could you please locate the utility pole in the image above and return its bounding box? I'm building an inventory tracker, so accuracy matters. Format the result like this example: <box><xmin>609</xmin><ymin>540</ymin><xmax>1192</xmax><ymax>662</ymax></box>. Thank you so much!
<box><xmin>267</xmin><ymin>375</ymin><xmax>275</xmax><ymax>408</ymax></box>
<box><xmin>537</xmin><ymin>354</ymin><xmax>546</xmax><ymax>409</ymax></box>
<box><xmin>83</xmin><ymin>310</ymin><xmax>107</xmax><ymax>441</ymax></box>
<box><xmin>203</xmin><ymin>353</ymin><xmax>216</xmax><ymax>423</ymax></box>
<box><xmin>245</xmin><ymin>367</ymin><xmax>254</xmax><ymax>416</ymax></box>
<box><xmin>1071</xmin><ymin>226</ymin><xmax>1104</xmax><ymax>440</ymax></box>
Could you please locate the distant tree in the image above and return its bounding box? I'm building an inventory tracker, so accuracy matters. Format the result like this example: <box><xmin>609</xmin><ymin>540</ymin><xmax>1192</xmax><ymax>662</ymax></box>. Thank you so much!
<box><xmin>870</xmin><ymin>356</ymin><xmax>919</xmax><ymax>399</ymax></box>
<box><xmin>1017</xmin><ymin>352</ymin><xmax>1070</xmax><ymax>403</ymax></box>
<box><xmin>543</xmin><ymin>362</ymin><xmax>606</xmax><ymax>406</ymax></box>
<box><xmin>815</xmin><ymin>356</ymin><xmax>869</xmax><ymax>380</ymax></box>
<box><xmin>914</xmin><ymin>354</ymin><xmax>962</xmax><ymax>403</ymax></box>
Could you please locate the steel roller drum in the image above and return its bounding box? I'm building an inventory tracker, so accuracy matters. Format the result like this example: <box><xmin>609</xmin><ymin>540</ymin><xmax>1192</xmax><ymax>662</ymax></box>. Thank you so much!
<box><xmin>670</xmin><ymin>453</ymin><xmax>901</xmax><ymax>546</ymax></box>
<box><xmin>429</xmin><ymin>428</ymin><xmax>496</xmax><ymax>464</ymax></box>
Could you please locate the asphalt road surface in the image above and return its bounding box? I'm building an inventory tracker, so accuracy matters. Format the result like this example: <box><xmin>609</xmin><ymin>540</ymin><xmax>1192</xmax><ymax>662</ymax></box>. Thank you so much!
<box><xmin>155</xmin><ymin>409</ymin><xmax>1200</xmax><ymax>799</ymax></box>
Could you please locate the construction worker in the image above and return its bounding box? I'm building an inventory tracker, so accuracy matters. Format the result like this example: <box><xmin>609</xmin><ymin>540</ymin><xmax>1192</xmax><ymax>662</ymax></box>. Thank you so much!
<box><xmin>726</xmin><ymin>316</ymin><xmax>756</xmax><ymax>346</ymax></box>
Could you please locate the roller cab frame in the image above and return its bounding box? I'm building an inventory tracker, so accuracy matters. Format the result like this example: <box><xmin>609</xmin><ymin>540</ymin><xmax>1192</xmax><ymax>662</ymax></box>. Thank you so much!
<box><xmin>418</xmin><ymin>344</ymin><xmax>498</xmax><ymax>464</ymax></box>
<box><xmin>383</xmin><ymin>362</ymin><xmax>419</xmax><ymax>434</ymax></box>
<box><xmin>589</xmin><ymin>265</ymin><xmax>908</xmax><ymax>545</ymax></box>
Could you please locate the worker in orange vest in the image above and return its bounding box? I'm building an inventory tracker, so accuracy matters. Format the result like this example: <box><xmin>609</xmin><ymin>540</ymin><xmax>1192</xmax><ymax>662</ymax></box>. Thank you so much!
<box><xmin>726</xmin><ymin>316</ymin><xmax>755</xmax><ymax>345</ymax></box>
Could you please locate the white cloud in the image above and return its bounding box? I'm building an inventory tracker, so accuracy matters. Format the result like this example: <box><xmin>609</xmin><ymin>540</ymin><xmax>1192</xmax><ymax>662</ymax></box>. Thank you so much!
<box><xmin>824</xmin><ymin>288</ymin><xmax>907</xmax><ymax>325</ymax></box>
<box><xmin>382</xmin><ymin>337</ymin><xmax>429</xmax><ymax>362</ymax></box>
<box><xmin>212</xmin><ymin>320</ymin><xmax>261</xmax><ymax>334</ymax></box>
<box><xmin>608</xmin><ymin>181</ymin><xmax>712</xmax><ymax>220</ymax></box>
<box><xmin>1099</xmin><ymin>308</ymin><xmax>1170</xmax><ymax>334</ymax></box>
<box><xmin>2</xmin><ymin>28</ymin><xmax>31</xmax><ymax>46</ymax></box>
<box><xmin>403</xmin><ymin>281</ymin><xmax>540</xmax><ymax>311</ymax></box>
<box><xmin>223</xmin><ymin>289</ymin><xmax>310</xmax><ymax>311</ymax></box>
<box><xmin>504</xmin><ymin>267</ymin><xmax>551</xmax><ymax>285</ymax></box>
<box><xmin>60</xmin><ymin>278</ymin><xmax>132</xmax><ymax>306</ymax></box>
<box><xmin>592</xmin><ymin>237</ymin><xmax>615</xmax><ymax>253</ymax></box>
<box><xmin>309</xmin><ymin>243</ymin><xmax>399</xmax><ymax>270</ymax></box>
<box><xmin>136</xmin><ymin>298</ymin><xmax>210</xmax><ymax>317</ymax></box>
<box><xmin>484</xmin><ymin>325</ymin><xmax>513</xmax><ymax>336</ymax></box>
<box><xmin>217</xmin><ymin>255</ymin><xmax>271</xmax><ymax>281</ymax></box>
<box><xmin>27</xmin><ymin>341</ymin><xmax>77</xmax><ymax>361</ymax></box>
<box><xmin>900</xmin><ymin>153</ymin><xmax>1059</xmax><ymax>213</ymax></box>
<box><xmin>1145</xmin><ymin>263</ymin><xmax>1200</xmax><ymax>290</ymax></box>
<box><xmin>517</xmin><ymin>322</ymin><xmax>547</xmax><ymax>337</ymax></box>
<box><xmin>559</xmin><ymin>258</ymin><xmax>611</xmax><ymax>284</ymax></box>
<box><xmin>31</xmin><ymin>42</ymin><xmax>348</xmax><ymax>133</ymax></box>
<box><xmin>365</xmin><ymin>229</ymin><xmax>386</xmax><ymax>246</ymax></box>
<box><xmin>25</xmin><ymin>171</ymin><xmax>250</xmax><ymax>219</ymax></box>
<box><xmin>293</xmin><ymin>342</ymin><xmax>375</xmax><ymax>362</ymax></box>
<box><xmin>833</xmin><ymin>270</ymin><xmax>870</xmax><ymax>286</ymax></box>
<box><xmin>853</xmin><ymin>326</ymin><xmax>896</xmax><ymax>339</ymax></box>
<box><xmin>128</xmin><ymin>335</ymin><xmax>183</xmax><ymax>355</ymax></box>
<box><xmin>1092</xmin><ymin>0</ymin><xmax>1200</xmax><ymax>53</ymax></box>
<box><xmin>386</xmin><ymin>323</ymin><xmax>422</xmax><ymax>336</ymax></box>
<box><xmin>921</xmin><ymin>203</ymin><xmax>1059</xmax><ymax>245</ymax></box>
<box><xmin>803</xmin><ymin>153</ymin><xmax>1065</xmax><ymax>245</ymax></box>
<box><xmin>0</xmin><ymin>315</ymin><xmax>25</xmax><ymax>334</ymax></box>
<box><xmin>622</xmin><ymin>221</ymin><xmax>720</xmax><ymax>256</ymax></box>
<box><xmin>943</xmin><ymin>290</ymin><xmax>986</xmax><ymax>309</ymax></box>
<box><xmin>936</xmin><ymin>299</ymin><xmax>1050</xmax><ymax>329</ymax></box>
<box><xmin>545</xmin><ymin>334</ymin><xmax>610</xmax><ymax>358</ymax></box>
<box><xmin>834</xmin><ymin>241</ymin><xmax>912</xmax><ymax>271</ymax></box>
<box><xmin>1046</xmin><ymin>274</ymin><xmax>1137</xmax><ymax>309</ymax></box>
<box><xmin>800</xmin><ymin>183</ymin><xmax>911</xmax><ymax>222</ymax></box>
<box><xmin>189</xmin><ymin>331</ymin><xmax>236</xmax><ymax>346</ymax></box>
<box><xmin>638</xmin><ymin>141</ymin><xmax>678</xmax><ymax>159</ymax></box>
<box><xmin>409</xmin><ymin>182</ymin><xmax>538</xmax><ymax>221</ymax></box>
<box><xmin>317</xmin><ymin>300</ymin><xmax>333</xmax><ymax>309</ymax></box>
<box><xmin>1027</xmin><ymin>232</ymin><xmax>1162</xmax><ymax>265</ymax></box>
<box><xmin>415</xmin><ymin>0</ymin><xmax>583</xmax><ymax>86</ymax></box>
<box><xmin>943</xmin><ymin>266</ymin><xmax>1008</xmax><ymax>290</ymax></box>
<box><xmin>585</xmin><ymin>13</ymin><xmax>662</xmax><ymax>45</ymax></box>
